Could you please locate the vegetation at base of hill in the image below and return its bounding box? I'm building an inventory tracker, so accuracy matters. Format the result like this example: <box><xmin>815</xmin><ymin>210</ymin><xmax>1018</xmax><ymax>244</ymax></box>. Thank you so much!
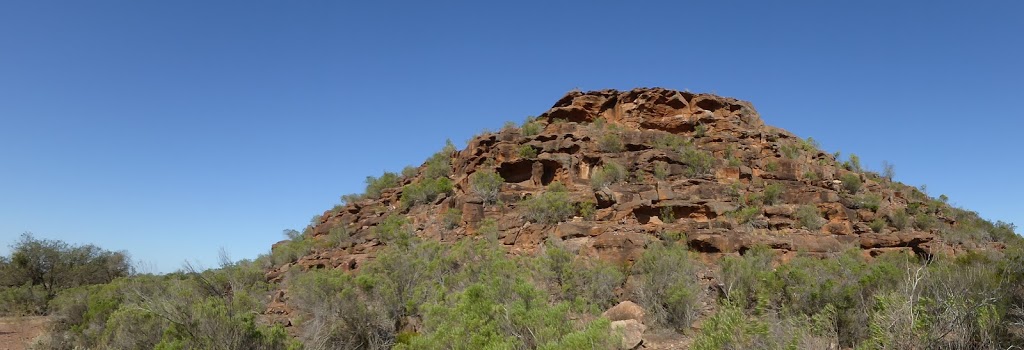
<box><xmin>692</xmin><ymin>245</ymin><xmax>1024</xmax><ymax>349</ymax></box>
<box><xmin>35</xmin><ymin>259</ymin><xmax>300</xmax><ymax>350</ymax></box>
<box><xmin>285</xmin><ymin>219</ymin><xmax>618</xmax><ymax>350</ymax></box>
<box><xmin>0</xmin><ymin>233</ymin><xmax>131</xmax><ymax>316</ymax></box>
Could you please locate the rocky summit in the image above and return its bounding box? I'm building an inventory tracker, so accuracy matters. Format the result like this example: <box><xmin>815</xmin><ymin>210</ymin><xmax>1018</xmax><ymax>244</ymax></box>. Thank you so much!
<box><xmin>272</xmin><ymin>87</ymin><xmax>990</xmax><ymax>281</ymax></box>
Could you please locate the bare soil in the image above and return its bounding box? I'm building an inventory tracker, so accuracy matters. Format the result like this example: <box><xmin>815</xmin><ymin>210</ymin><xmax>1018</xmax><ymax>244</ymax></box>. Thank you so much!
<box><xmin>0</xmin><ymin>316</ymin><xmax>48</xmax><ymax>350</ymax></box>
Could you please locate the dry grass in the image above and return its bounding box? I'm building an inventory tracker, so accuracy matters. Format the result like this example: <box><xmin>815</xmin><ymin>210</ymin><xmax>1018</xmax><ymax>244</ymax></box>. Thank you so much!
<box><xmin>0</xmin><ymin>316</ymin><xmax>49</xmax><ymax>350</ymax></box>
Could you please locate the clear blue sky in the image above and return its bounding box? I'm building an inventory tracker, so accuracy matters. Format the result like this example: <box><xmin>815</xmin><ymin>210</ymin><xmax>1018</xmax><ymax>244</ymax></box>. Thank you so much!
<box><xmin>1</xmin><ymin>1</ymin><xmax>1020</xmax><ymax>273</ymax></box>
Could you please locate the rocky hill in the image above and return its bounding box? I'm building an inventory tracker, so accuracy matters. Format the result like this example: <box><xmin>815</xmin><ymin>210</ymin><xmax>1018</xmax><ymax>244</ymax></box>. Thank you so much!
<box><xmin>274</xmin><ymin>87</ymin><xmax>997</xmax><ymax>277</ymax></box>
<box><xmin>259</xmin><ymin>88</ymin><xmax>1020</xmax><ymax>348</ymax></box>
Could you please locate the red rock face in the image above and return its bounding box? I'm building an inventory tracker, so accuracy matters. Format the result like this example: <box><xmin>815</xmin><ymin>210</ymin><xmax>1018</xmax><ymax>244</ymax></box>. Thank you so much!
<box><xmin>269</xmin><ymin>87</ymin><xmax>963</xmax><ymax>281</ymax></box>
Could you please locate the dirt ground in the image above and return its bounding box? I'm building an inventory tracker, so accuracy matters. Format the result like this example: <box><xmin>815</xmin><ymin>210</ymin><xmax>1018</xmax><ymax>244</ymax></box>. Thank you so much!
<box><xmin>0</xmin><ymin>316</ymin><xmax>48</xmax><ymax>350</ymax></box>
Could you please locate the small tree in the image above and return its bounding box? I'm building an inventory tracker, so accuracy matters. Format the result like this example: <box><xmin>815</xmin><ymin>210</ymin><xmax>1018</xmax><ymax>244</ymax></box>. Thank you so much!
<box><xmin>469</xmin><ymin>170</ymin><xmax>504</xmax><ymax>204</ymax></box>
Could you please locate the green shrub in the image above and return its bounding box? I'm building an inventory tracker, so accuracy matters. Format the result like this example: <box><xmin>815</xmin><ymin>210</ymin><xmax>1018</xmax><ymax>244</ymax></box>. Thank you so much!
<box><xmin>653</xmin><ymin>161</ymin><xmax>670</xmax><ymax>180</ymax></box>
<box><xmin>654</xmin><ymin>134</ymin><xmax>687</xmax><ymax>150</ymax></box>
<box><xmin>780</xmin><ymin>143</ymin><xmax>801</xmax><ymax>159</ymax></box>
<box><xmin>720</xmin><ymin>246</ymin><xmax>779</xmax><ymax>310</ymax></box>
<box><xmin>401</xmin><ymin>165</ymin><xmax>418</xmax><ymax>179</ymax></box>
<box><xmin>589</xmin><ymin>161</ymin><xmax>625</xmax><ymax>189</ymax></box>
<box><xmin>423</xmin><ymin>140</ymin><xmax>456</xmax><ymax>180</ymax></box>
<box><xmin>518</xmin><ymin>145</ymin><xmax>538</xmax><ymax>158</ymax></box>
<box><xmin>844</xmin><ymin>154</ymin><xmax>862</xmax><ymax>172</ymax></box>
<box><xmin>469</xmin><ymin>169</ymin><xmax>504</xmax><ymax>204</ymax></box>
<box><xmin>523</xmin><ymin>183</ymin><xmax>575</xmax><ymax>224</ymax></box>
<box><xmin>914</xmin><ymin>213</ymin><xmax>937</xmax><ymax>231</ymax></box>
<box><xmin>682</xmin><ymin>146</ymin><xmax>715</xmax><ymax>177</ymax></box>
<box><xmin>521</xmin><ymin>116</ymin><xmax>542</xmax><ymax>136</ymax></box>
<box><xmin>765</xmin><ymin>161</ymin><xmax>779</xmax><ymax>172</ymax></box>
<box><xmin>401</xmin><ymin>177</ymin><xmax>454</xmax><ymax>209</ymax></box>
<box><xmin>632</xmin><ymin>242</ymin><xmax>703</xmax><ymax>327</ymax></box>
<box><xmin>578</xmin><ymin>201</ymin><xmax>596</xmax><ymax>220</ymax></box>
<box><xmin>870</xmin><ymin>218</ymin><xmax>886</xmax><ymax>233</ymax></box>
<box><xmin>889</xmin><ymin>209</ymin><xmax>910</xmax><ymax>230</ymax></box>
<box><xmin>804</xmin><ymin>170</ymin><xmax>821</xmax><ymax>181</ymax></box>
<box><xmin>660</xmin><ymin>206</ymin><xmax>676</xmax><ymax>223</ymax></box>
<box><xmin>796</xmin><ymin>205</ymin><xmax>825</xmax><ymax>230</ymax></box>
<box><xmin>729</xmin><ymin>206</ymin><xmax>761</xmax><ymax>225</ymax></box>
<box><xmin>840</xmin><ymin>173</ymin><xmax>861</xmax><ymax>193</ymax></box>
<box><xmin>691</xmin><ymin>303</ymin><xmax>771</xmax><ymax>350</ymax></box>
<box><xmin>443</xmin><ymin>209</ymin><xmax>462</xmax><ymax>230</ymax></box>
<box><xmin>536</xmin><ymin>242</ymin><xmax>624</xmax><ymax>311</ymax></box>
<box><xmin>855</xmin><ymin>193</ymin><xmax>882</xmax><ymax>211</ymax></box>
<box><xmin>694</xmin><ymin>123</ymin><xmax>707</xmax><ymax>138</ymax></box>
<box><xmin>365</xmin><ymin>172</ymin><xmax>401</xmax><ymax>199</ymax></box>
<box><xmin>598</xmin><ymin>132</ymin><xmax>624</xmax><ymax>152</ymax></box>
<box><xmin>762</xmin><ymin>183</ymin><xmax>784</xmax><ymax>205</ymax></box>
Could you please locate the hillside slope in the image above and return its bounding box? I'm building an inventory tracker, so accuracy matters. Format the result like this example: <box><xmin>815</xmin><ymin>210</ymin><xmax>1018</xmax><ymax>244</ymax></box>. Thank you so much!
<box><xmin>262</xmin><ymin>88</ymin><xmax>1020</xmax><ymax>348</ymax></box>
<box><xmin>278</xmin><ymin>88</ymin><xmax>1005</xmax><ymax>275</ymax></box>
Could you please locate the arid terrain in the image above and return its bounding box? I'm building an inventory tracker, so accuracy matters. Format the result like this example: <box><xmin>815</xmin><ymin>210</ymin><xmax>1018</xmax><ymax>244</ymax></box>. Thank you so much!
<box><xmin>0</xmin><ymin>316</ymin><xmax>47</xmax><ymax>350</ymax></box>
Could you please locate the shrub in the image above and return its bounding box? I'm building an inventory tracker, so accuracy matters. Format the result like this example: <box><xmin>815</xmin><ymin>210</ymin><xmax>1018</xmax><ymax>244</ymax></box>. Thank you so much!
<box><xmin>694</xmin><ymin>123</ymin><xmax>707</xmax><ymax>138</ymax></box>
<box><xmin>521</xmin><ymin>116</ymin><xmax>542</xmax><ymax>136</ymax></box>
<box><xmin>578</xmin><ymin>201</ymin><xmax>596</xmax><ymax>220</ymax></box>
<box><xmin>765</xmin><ymin>161</ymin><xmax>779</xmax><ymax>172</ymax></box>
<box><xmin>762</xmin><ymin>183</ymin><xmax>784</xmax><ymax>205</ymax></box>
<box><xmin>840</xmin><ymin>173</ymin><xmax>861</xmax><ymax>193</ymax></box>
<box><xmin>423</xmin><ymin>140</ymin><xmax>456</xmax><ymax>180</ymax></box>
<box><xmin>654</xmin><ymin>134</ymin><xmax>687</xmax><ymax>150</ymax></box>
<box><xmin>589</xmin><ymin>161</ymin><xmax>625</xmax><ymax>189</ymax></box>
<box><xmin>889</xmin><ymin>209</ymin><xmax>910</xmax><ymax>230</ymax></box>
<box><xmin>681</xmin><ymin>146</ymin><xmax>715</xmax><ymax>177</ymax></box>
<box><xmin>518</xmin><ymin>145</ymin><xmax>538</xmax><ymax>158</ymax></box>
<box><xmin>780</xmin><ymin>143</ymin><xmax>801</xmax><ymax>159</ymax></box>
<box><xmin>660</xmin><ymin>206</ymin><xmax>676</xmax><ymax>223</ymax></box>
<box><xmin>598</xmin><ymin>132</ymin><xmax>624</xmax><ymax>152</ymax></box>
<box><xmin>365</xmin><ymin>172</ymin><xmax>401</xmax><ymax>199</ymax></box>
<box><xmin>535</xmin><ymin>242</ymin><xmax>624</xmax><ymax>311</ymax></box>
<box><xmin>632</xmin><ymin>242</ymin><xmax>703</xmax><ymax>328</ymax></box>
<box><xmin>881</xmin><ymin>160</ymin><xmax>895</xmax><ymax>181</ymax></box>
<box><xmin>870</xmin><ymin>218</ymin><xmax>886</xmax><ymax>233</ymax></box>
<box><xmin>914</xmin><ymin>213</ymin><xmax>937</xmax><ymax>231</ymax></box>
<box><xmin>401</xmin><ymin>177</ymin><xmax>454</xmax><ymax>209</ymax></box>
<box><xmin>522</xmin><ymin>183</ymin><xmax>575</xmax><ymax>224</ymax></box>
<box><xmin>401</xmin><ymin>165</ymin><xmax>418</xmax><ymax>179</ymax></box>
<box><xmin>855</xmin><ymin>193</ymin><xmax>882</xmax><ymax>211</ymax></box>
<box><xmin>796</xmin><ymin>205</ymin><xmax>825</xmax><ymax>230</ymax></box>
<box><xmin>844</xmin><ymin>154</ymin><xmax>862</xmax><ymax>172</ymax></box>
<box><xmin>720</xmin><ymin>246</ymin><xmax>779</xmax><ymax>310</ymax></box>
<box><xmin>804</xmin><ymin>170</ymin><xmax>820</xmax><ymax>181</ymax></box>
<box><xmin>443</xmin><ymin>209</ymin><xmax>462</xmax><ymax>230</ymax></box>
<box><xmin>469</xmin><ymin>169</ymin><xmax>504</xmax><ymax>204</ymax></box>
<box><xmin>653</xmin><ymin>161</ymin><xmax>670</xmax><ymax>180</ymax></box>
<box><xmin>729</xmin><ymin>206</ymin><xmax>761</xmax><ymax>225</ymax></box>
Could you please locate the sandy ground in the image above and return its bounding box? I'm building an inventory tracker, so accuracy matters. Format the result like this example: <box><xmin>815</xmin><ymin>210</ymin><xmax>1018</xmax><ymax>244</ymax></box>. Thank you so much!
<box><xmin>0</xmin><ymin>316</ymin><xmax>48</xmax><ymax>350</ymax></box>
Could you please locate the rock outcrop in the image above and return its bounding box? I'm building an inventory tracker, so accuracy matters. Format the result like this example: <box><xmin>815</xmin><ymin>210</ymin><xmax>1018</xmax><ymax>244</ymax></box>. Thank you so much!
<box><xmin>269</xmin><ymin>87</ymin><xmax>965</xmax><ymax>287</ymax></box>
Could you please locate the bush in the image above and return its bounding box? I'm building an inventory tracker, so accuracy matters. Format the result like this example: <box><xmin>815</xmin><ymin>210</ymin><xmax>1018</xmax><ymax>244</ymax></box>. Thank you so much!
<box><xmin>845</xmin><ymin>154</ymin><xmax>862</xmax><ymax>172</ymax></box>
<box><xmin>764</xmin><ymin>161</ymin><xmax>779</xmax><ymax>172</ymax></box>
<box><xmin>598</xmin><ymin>132</ymin><xmax>624</xmax><ymax>152</ymax></box>
<box><xmin>720</xmin><ymin>246</ymin><xmax>779</xmax><ymax>310</ymax></box>
<box><xmin>780</xmin><ymin>143</ymin><xmax>801</xmax><ymax>159</ymax></box>
<box><xmin>653</xmin><ymin>162</ymin><xmax>670</xmax><ymax>180</ymax></box>
<box><xmin>364</xmin><ymin>172</ymin><xmax>401</xmax><ymax>199</ymax></box>
<box><xmin>401</xmin><ymin>177</ymin><xmax>454</xmax><ymax>209</ymax></box>
<box><xmin>632</xmin><ymin>242</ymin><xmax>703</xmax><ymax>327</ymax></box>
<box><xmin>578</xmin><ymin>201</ymin><xmax>596</xmax><ymax>221</ymax></box>
<box><xmin>681</xmin><ymin>146</ymin><xmax>715</xmax><ymax>177</ymax></box>
<box><xmin>518</xmin><ymin>145</ymin><xmax>538</xmax><ymax>158</ymax></box>
<box><xmin>469</xmin><ymin>169</ymin><xmax>504</xmax><ymax>204</ymax></box>
<box><xmin>535</xmin><ymin>242</ymin><xmax>624</xmax><ymax>311</ymax></box>
<box><xmin>914</xmin><ymin>213</ymin><xmax>937</xmax><ymax>231</ymax></box>
<box><xmin>870</xmin><ymin>218</ymin><xmax>886</xmax><ymax>233</ymax></box>
<box><xmin>589</xmin><ymin>161</ymin><xmax>625</xmax><ymax>190</ymax></box>
<box><xmin>889</xmin><ymin>209</ymin><xmax>910</xmax><ymax>230</ymax></box>
<box><xmin>654</xmin><ymin>134</ymin><xmax>687</xmax><ymax>150</ymax></box>
<box><xmin>521</xmin><ymin>116</ymin><xmax>542</xmax><ymax>136</ymax></box>
<box><xmin>522</xmin><ymin>183</ymin><xmax>576</xmax><ymax>224</ymax></box>
<box><xmin>443</xmin><ymin>209</ymin><xmax>462</xmax><ymax>230</ymax></box>
<box><xmin>762</xmin><ymin>183</ymin><xmax>784</xmax><ymax>205</ymax></box>
<box><xmin>729</xmin><ymin>206</ymin><xmax>761</xmax><ymax>225</ymax></box>
<box><xmin>855</xmin><ymin>193</ymin><xmax>882</xmax><ymax>211</ymax></box>
<box><xmin>796</xmin><ymin>205</ymin><xmax>825</xmax><ymax>230</ymax></box>
<box><xmin>840</xmin><ymin>173</ymin><xmax>861</xmax><ymax>193</ymax></box>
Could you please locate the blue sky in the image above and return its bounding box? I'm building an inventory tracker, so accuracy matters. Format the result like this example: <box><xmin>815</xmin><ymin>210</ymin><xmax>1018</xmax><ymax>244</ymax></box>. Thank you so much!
<box><xmin>1</xmin><ymin>1</ymin><xmax>1020</xmax><ymax>272</ymax></box>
